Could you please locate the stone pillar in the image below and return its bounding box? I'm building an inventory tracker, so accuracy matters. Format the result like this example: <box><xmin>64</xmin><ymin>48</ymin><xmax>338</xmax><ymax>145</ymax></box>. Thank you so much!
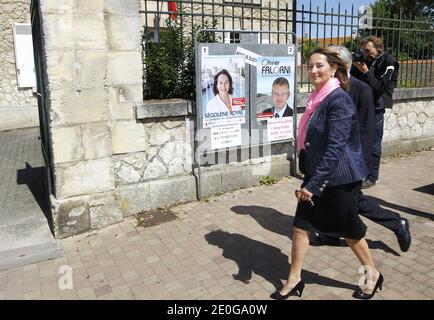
<box><xmin>39</xmin><ymin>0</ymin><xmax>143</xmax><ymax>238</ymax></box>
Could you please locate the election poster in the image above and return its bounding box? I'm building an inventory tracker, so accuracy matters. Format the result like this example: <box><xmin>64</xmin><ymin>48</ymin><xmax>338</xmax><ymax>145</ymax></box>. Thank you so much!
<box><xmin>201</xmin><ymin>55</ymin><xmax>246</xmax><ymax>129</ymax></box>
<box><xmin>210</xmin><ymin>123</ymin><xmax>242</xmax><ymax>150</ymax></box>
<box><xmin>255</xmin><ymin>56</ymin><xmax>295</xmax><ymax>142</ymax></box>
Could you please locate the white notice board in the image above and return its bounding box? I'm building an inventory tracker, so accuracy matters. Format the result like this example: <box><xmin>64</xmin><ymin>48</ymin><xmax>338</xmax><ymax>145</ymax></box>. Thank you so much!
<box><xmin>13</xmin><ymin>23</ymin><xmax>36</xmax><ymax>88</ymax></box>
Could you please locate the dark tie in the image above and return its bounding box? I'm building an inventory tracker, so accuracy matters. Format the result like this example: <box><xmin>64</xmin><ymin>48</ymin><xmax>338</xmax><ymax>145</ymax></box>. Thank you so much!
<box><xmin>274</xmin><ymin>113</ymin><xmax>280</xmax><ymax>118</ymax></box>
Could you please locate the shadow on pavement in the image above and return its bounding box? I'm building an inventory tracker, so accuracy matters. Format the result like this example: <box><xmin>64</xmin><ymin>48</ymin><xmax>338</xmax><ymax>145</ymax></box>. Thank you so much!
<box><xmin>17</xmin><ymin>162</ymin><xmax>53</xmax><ymax>234</ymax></box>
<box><xmin>413</xmin><ymin>183</ymin><xmax>434</xmax><ymax>196</ymax></box>
<box><xmin>205</xmin><ymin>230</ymin><xmax>359</xmax><ymax>293</ymax></box>
<box><xmin>364</xmin><ymin>195</ymin><xmax>433</xmax><ymax>221</ymax></box>
<box><xmin>231</xmin><ymin>205</ymin><xmax>293</xmax><ymax>239</ymax></box>
<box><xmin>231</xmin><ymin>205</ymin><xmax>399</xmax><ymax>255</ymax></box>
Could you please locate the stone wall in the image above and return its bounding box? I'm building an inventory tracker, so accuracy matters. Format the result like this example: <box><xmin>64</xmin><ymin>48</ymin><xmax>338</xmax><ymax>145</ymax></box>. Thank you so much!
<box><xmin>0</xmin><ymin>0</ymin><xmax>38</xmax><ymax>130</ymax></box>
<box><xmin>38</xmin><ymin>1</ymin><xmax>434</xmax><ymax>239</ymax></box>
<box><xmin>38</xmin><ymin>0</ymin><xmax>144</xmax><ymax>238</ymax></box>
<box><xmin>38</xmin><ymin>0</ymin><xmax>293</xmax><ymax>239</ymax></box>
<box><xmin>382</xmin><ymin>88</ymin><xmax>434</xmax><ymax>155</ymax></box>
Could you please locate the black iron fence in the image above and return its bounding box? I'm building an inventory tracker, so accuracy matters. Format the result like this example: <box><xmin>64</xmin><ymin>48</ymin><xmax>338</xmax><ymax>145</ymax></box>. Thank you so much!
<box><xmin>141</xmin><ymin>0</ymin><xmax>433</xmax><ymax>100</ymax></box>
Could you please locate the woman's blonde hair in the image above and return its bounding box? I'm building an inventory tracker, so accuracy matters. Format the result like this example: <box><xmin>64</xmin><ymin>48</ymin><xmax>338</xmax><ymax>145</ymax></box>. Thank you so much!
<box><xmin>308</xmin><ymin>47</ymin><xmax>349</xmax><ymax>91</ymax></box>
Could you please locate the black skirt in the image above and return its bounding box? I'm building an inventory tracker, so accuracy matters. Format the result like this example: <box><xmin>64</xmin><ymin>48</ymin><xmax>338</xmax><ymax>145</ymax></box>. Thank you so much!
<box><xmin>294</xmin><ymin>152</ymin><xmax>366</xmax><ymax>240</ymax></box>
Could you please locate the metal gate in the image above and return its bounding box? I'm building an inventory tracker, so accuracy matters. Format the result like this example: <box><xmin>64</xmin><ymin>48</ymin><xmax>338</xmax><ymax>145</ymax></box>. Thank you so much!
<box><xmin>30</xmin><ymin>0</ymin><xmax>54</xmax><ymax>199</ymax></box>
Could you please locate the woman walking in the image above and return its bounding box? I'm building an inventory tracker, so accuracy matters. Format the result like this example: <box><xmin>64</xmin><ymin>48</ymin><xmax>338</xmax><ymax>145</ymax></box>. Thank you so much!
<box><xmin>271</xmin><ymin>48</ymin><xmax>383</xmax><ymax>300</ymax></box>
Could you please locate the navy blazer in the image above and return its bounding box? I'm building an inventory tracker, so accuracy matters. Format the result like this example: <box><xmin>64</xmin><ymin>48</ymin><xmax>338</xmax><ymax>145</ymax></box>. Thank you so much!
<box><xmin>303</xmin><ymin>87</ymin><xmax>368</xmax><ymax>196</ymax></box>
<box><xmin>348</xmin><ymin>77</ymin><xmax>375</xmax><ymax>173</ymax></box>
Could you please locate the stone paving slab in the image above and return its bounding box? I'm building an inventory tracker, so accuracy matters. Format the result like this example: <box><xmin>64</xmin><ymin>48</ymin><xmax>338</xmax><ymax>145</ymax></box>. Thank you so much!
<box><xmin>0</xmin><ymin>148</ymin><xmax>433</xmax><ymax>300</ymax></box>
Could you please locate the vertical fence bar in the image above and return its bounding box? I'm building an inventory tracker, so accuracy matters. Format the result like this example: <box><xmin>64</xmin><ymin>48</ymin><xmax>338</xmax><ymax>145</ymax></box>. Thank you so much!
<box><xmin>322</xmin><ymin>1</ymin><xmax>326</xmax><ymax>47</ymax></box>
<box><xmin>410</xmin><ymin>13</ymin><xmax>416</xmax><ymax>85</ymax></box>
<box><xmin>428</xmin><ymin>25</ymin><xmax>434</xmax><ymax>85</ymax></box>
<box><xmin>405</xmin><ymin>14</ymin><xmax>411</xmax><ymax>84</ymax></box>
<box><xmin>337</xmin><ymin>3</ymin><xmax>340</xmax><ymax>46</ymax></box>
<box><xmin>259</xmin><ymin>0</ymin><xmax>263</xmax><ymax>43</ymax></box>
<box><xmin>268</xmin><ymin>1</ymin><xmax>271</xmax><ymax>43</ymax></box>
<box><xmin>423</xmin><ymin>18</ymin><xmax>430</xmax><ymax>86</ymax></box>
<box><xmin>232</xmin><ymin>0</ymin><xmax>235</xmax><ymax>41</ymax></box>
<box><xmin>329</xmin><ymin>7</ymin><xmax>333</xmax><ymax>46</ymax></box>
<box><xmin>300</xmin><ymin>4</ymin><xmax>305</xmax><ymax>89</ymax></box>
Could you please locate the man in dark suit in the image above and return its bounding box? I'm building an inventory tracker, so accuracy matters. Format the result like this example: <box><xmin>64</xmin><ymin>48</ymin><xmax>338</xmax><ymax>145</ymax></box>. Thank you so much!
<box><xmin>311</xmin><ymin>46</ymin><xmax>411</xmax><ymax>252</ymax></box>
<box><xmin>262</xmin><ymin>77</ymin><xmax>293</xmax><ymax>118</ymax></box>
<box><xmin>351</xmin><ymin>36</ymin><xmax>399</xmax><ymax>189</ymax></box>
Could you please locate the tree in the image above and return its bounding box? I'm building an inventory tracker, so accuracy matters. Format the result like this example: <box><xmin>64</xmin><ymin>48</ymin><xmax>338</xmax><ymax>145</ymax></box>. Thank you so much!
<box><xmin>371</xmin><ymin>0</ymin><xmax>433</xmax><ymax>19</ymax></box>
<box><xmin>363</xmin><ymin>0</ymin><xmax>433</xmax><ymax>59</ymax></box>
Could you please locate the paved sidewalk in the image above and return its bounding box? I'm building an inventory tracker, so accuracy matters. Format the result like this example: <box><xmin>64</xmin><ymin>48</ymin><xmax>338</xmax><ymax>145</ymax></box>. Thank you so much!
<box><xmin>0</xmin><ymin>150</ymin><xmax>433</xmax><ymax>300</ymax></box>
<box><xmin>0</xmin><ymin>128</ymin><xmax>62</xmax><ymax>271</ymax></box>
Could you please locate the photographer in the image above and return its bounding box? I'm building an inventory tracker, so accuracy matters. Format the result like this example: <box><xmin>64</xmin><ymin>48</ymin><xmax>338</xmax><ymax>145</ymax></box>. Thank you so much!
<box><xmin>351</xmin><ymin>36</ymin><xmax>399</xmax><ymax>189</ymax></box>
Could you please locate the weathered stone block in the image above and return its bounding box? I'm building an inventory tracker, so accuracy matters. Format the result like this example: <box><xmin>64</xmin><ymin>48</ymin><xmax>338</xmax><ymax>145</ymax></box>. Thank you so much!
<box><xmin>114</xmin><ymin>161</ymin><xmax>141</xmax><ymax>185</ymax></box>
<box><xmin>104</xmin><ymin>0</ymin><xmax>139</xmax><ymax>14</ymax></box>
<box><xmin>385</xmin><ymin>111</ymin><xmax>397</xmax><ymax>130</ymax></box>
<box><xmin>42</xmin><ymin>13</ymin><xmax>106</xmax><ymax>50</ymax></box>
<box><xmin>107</xmin><ymin>51</ymin><xmax>142</xmax><ymax>86</ymax></box>
<box><xmin>76</xmin><ymin>50</ymin><xmax>108</xmax><ymax>88</ymax></box>
<box><xmin>168</xmin><ymin>158</ymin><xmax>186</xmax><ymax>177</ymax></box>
<box><xmin>105</xmin><ymin>14</ymin><xmax>141</xmax><ymax>51</ymax></box>
<box><xmin>55</xmin><ymin>158</ymin><xmax>115</xmax><ymax>198</ymax></box>
<box><xmin>51</xmin><ymin>126</ymin><xmax>82</xmax><ymax>163</ymax></box>
<box><xmin>109</xmin><ymin>85</ymin><xmax>142</xmax><ymax>120</ymax></box>
<box><xmin>50</xmin><ymin>88</ymin><xmax>109</xmax><ymax>126</ymax></box>
<box><xmin>148</xmin><ymin>123</ymin><xmax>171</xmax><ymax>146</ymax></box>
<box><xmin>170</xmin><ymin>125</ymin><xmax>188</xmax><ymax>142</ymax></box>
<box><xmin>111</xmin><ymin>120</ymin><xmax>147</xmax><ymax>154</ymax></box>
<box><xmin>158</xmin><ymin>142</ymin><xmax>176</xmax><ymax>165</ymax></box>
<box><xmin>200</xmin><ymin>171</ymin><xmax>223</xmax><ymax>198</ymax></box>
<box><xmin>408</xmin><ymin>112</ymin><xmax>417</xmax><ymax>127</ymax></box>
<box><xmin>136</xmin><ymin>100</ymin><xmax>191</xmax><ymax>119</ymax></box>
<box><xmin>45</xmin><ymin>49</ymin><xmax>75</xmax><ymax>88</ymax></box>
<box><xmin>162</xmin><ymin>119</ymin><xmax>185</xmax><ymax>129</ymax></box>
<box><xmin>51</xmin><ymin>195</ymin><xmax>90</xmax><ymax>239</ymax></box>
<box><xmin>117</xmin><ymin>182</ymin><xmax>151</xmax><ymax>217</ymax></box>
<box><xmin>81</xmin><ymin>122</ymin><xmax>112</xmax><ymax>160</ymax></box>
<box><xmin>417</xmin><ymin>112</ymin><xmax>428</xmax><ymax>124</ymax></box>
<box><xmin>40</xmin><ymin>0</ymin><xmax>74</xmax><ymax>13</ymax></box>
<box><xmin>397</xmin><ymin>116</ymin><xmax>408</xmax><ymax>128</ymax></box>
<box><xmin>89</xmin><ymin>192</ymin><xmax>123</xmax><ymax>229</ymax></box>
<box><xmin>46</xmin><ymin>49</ymin><xmax>107</xmax><ymax>90</ymax></box>
<box><xmin>221</xmin><ymin>166</ymin><xmax>251</xmax><ymax>191</ymax></box>
<box><xmin>149</xmin><ymin>176</ymin><xmax>196</xmax><ymax>209</ymax></box>
<box><xmin>40</xmin><ymin>0</ymin><xmax>104</xmax><ymax>14</ymax></box>
<box><xmin>143</xmin><ymin>157</ymin><xmax>167</xmax><ymax>180</ymax></box>
<box><xmin>410</xmin><ymin>123</ymin><xmax>423</xmax><ymax>138</ymax></box>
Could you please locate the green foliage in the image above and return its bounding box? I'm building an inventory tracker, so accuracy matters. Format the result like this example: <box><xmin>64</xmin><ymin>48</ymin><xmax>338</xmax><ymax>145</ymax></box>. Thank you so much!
<box><xmin>397</xmin><ymin>80</ymin><xmax>418</xmax><ymax>88</ymax></box>
<box><xmin>343</xmin><ymin>39</ymin><xmax>359</xmax><ymax>53</ymax></box>
<box><xmin>143</xmin><ymin>18</ymin><xmax>218</xmax><ymax>100</ymax></box>
<box><xmin>301</xmin><ymin>39</ymin><xmax>319</xmax><ymax>63</ymax></box>
<box><xmin>363</xmin><ymin>0</ymin><xmax>433</xmax><ymax>60</ymax></box>
<box><xmin>259</xmin><ymin>176</ymin><xmax>278</xmax><ymax>186</ymax></box>
<box><xmin>397</xmin><ymin>51</ymin><xmax>411</xmax><ymax>61</ymax></box>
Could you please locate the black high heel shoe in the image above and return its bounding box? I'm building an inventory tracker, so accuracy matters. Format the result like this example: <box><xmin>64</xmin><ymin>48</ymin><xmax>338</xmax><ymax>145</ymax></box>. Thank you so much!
<box><xmin>352</xmin><ymin>273</ymin><xmax>384</xmax><ymax>300</ymax></box>
<box><xmin>270</xmin><ymin>280</ymin><xmax>305</xmax><ymax>300</ymax></box>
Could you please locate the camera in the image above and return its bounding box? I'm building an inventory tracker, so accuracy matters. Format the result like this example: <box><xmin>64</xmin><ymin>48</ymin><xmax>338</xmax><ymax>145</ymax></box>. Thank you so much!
<box><xmin>352</xmin><ymin>50</ymin><xmax>368</xmax><ymax>63</ymax></box>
